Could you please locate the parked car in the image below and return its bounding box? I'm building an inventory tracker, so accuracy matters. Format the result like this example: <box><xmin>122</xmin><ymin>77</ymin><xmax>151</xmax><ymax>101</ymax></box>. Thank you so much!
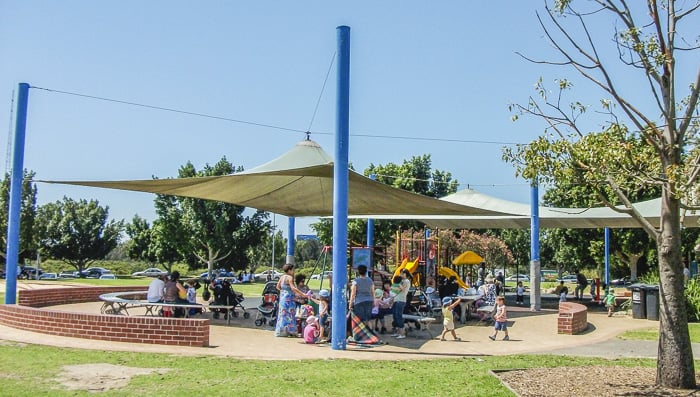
<box><xmin>504</xmin><ymin>274</ymin><xmax>529</xmax><ymax>282</ymax></box>
<box><xmin>254</xmin><ymin>269</ymin><xmax>283</xmax><ymax>281</ymax></box>
<box><xmin>80</xmin><ymin>267</ymin><xmax>112</xmax><ymax>278</ymax></box>
<box><xmin>99</xmin><ymin>274</ymin><xmax>117</xmax><ymax>280</ymax></box>
<box><xmin>38</xmin><ymin>272</ymin><xmax>58</xmax><ymax>280</ymax></box>
<box><xmin>310</xmin><ymin>271</ymin><xmax>333</xmax><ymax>280</ymax></box>
<box><xmin>58</xmin><ymin>270</ymin><xmax>77</xmax><ymax>278</ymax></box>
<box><xmin>610</xmin><ymin>276</ymin><xmax>631</xmax><ymax>286</ymax></box>
<box><xmin>557</xmin><ymin>275</ymin><xmax>578</xmax><ymax>283</ymax></box>
<box><xmin>20</xmin><ymin>266</ymin><xmax>43</xmax><ymax>279</ymax></box>
<box><xmin>132</xmin><ymin>268</ymin><xmax>168</xmax><ymax>277</ymax></box>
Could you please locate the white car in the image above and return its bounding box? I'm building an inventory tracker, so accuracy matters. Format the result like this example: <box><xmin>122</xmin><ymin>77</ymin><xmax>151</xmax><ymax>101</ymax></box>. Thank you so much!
<box><xmin>99</xmin><ymin>274</ymin><xmax>117</xmax><ymax>280</ymax></box>
<box><xmin>254</xmin><ymin>270</ymin><xmax>283</xmax><ymax>281</ymax></box>
<box><xmin>38</xmin><ymin>272</ymin><xmax>58</xmax><ymax>280</ymax></box>
<box><xmin>132</xmin><ymin>268</ymin><xmax>168</xmax><ymax>277</ymax></box>
<box><xmin>558</xmin><ymin>275</ymin><xmax>578</xmax><ymax>283</ymax></box>
<box><xmin>504</xmin><ymin>274</ymin><xmax>529</xmax><ymax>282</ymax></box>
<box><xmin>310</xmin><ymin>271</ymin><xmax>333</xmax><ymax>280</ymax></box>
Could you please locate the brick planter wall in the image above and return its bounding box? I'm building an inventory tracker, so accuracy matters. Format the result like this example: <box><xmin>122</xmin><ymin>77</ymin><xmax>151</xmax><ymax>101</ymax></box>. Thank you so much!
<box><xmin>558</xmin><ymin>302</ymin><xmax>588</xmax><ymax>335</ymax></box>
<box><xmin>18</xmin><ymin>286</ymin><xmax>146</xmax><ymax>307</ymax></box>
<box><xmin>0</xmin><ymin>286</ymin><xmax>210</xmax><ymax>347</ymax></box>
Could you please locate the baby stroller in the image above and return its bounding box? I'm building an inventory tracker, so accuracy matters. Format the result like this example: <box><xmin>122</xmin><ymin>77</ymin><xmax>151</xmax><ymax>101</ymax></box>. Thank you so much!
<box><xmin>254</xmin><ymin>281</ymin><xmax>279</xmax><ymax>327</ymax></box>
<box><xmin>210</xmin><ymin>279</ymin><xmax>249</xmax><ymax>320</ymax></box>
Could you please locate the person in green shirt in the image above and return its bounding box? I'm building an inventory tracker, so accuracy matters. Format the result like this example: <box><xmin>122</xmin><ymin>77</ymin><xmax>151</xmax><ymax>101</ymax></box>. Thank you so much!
<box><xmin>605</xmin><ymin>289</ymin><xmax>616</xmax><ymax>317</ymax></box>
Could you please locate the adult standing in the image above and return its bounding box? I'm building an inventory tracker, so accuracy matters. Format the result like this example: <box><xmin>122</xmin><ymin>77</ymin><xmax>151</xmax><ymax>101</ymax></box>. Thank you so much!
<box><xmin>147</xmin><ymin>274</ymin><xmax>167</xmax><ymax>303</ymax></box>
<box><xmin>391</xmin><ymin>269</ymin><xmax>412</xmax><ymax>339</ymax></box>
<box><xmin>476</xmin><ymin>263</ymin><xmax>486</xmax><ymax>287</ymax></box>
<box><xmin>574</xmin><ymin>270</ymin><xmax>588</xmax><ymax>300</ymax></box>
<box><xmin>349</xmin><ymin>265</ymin><xmax>374</xmax><ymax>325</ymax></box>
<box><xmin>274</xmin><ymin>263</ymin><xmax>304</xmax><ymax>337</ymax></box>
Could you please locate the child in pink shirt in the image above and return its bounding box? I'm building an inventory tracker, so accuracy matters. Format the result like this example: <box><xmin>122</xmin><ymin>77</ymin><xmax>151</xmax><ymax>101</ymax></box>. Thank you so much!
<box><xmin>303</xmin><ymin>315</ymin><xmax>320</xmax><ymax>344</ymax></box>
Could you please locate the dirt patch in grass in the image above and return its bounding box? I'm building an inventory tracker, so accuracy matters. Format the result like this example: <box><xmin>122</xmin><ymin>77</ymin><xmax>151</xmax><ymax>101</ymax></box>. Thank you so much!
<box><xmin>57</xmin><ymin>363</ymin><xmax>170</xmax><ymax>393</ymax></box>
<box><xmin>494</xmin><ymin>366</ymin><xmax>700</xmax><ymax>396</ymax></box>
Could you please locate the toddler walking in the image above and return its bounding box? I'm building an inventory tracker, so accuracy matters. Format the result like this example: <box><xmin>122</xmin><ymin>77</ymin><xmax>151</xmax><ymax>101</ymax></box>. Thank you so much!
<box><xmin>515</xmin><ymin>281</ymin><xmax>524</xmax><ymax>305</ymax></box>
<box><xmin>488</xmin><ymin>296</ymin><xmax>509</xmax><ymax>341</ymax></box>
<box><xmin>439</xmin><ymin>297</ymin><xmax>462</xmax><ymax>341</ymax></box>
<box><xmin>604</xmin><ymin>289</ymin><xmax>616</xmax><ymax>317</ymax></box>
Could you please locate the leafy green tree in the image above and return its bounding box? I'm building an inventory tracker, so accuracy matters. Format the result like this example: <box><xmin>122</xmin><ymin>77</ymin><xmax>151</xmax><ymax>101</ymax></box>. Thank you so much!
<box><xmin>125</xmin><ymin>215</ymin><xmax>156</xmax><ymax>263</ymax></box>
<box><xmin>312</xmin><ymin>154</ymin><xmax>459</xmax><ymax>247</ymax></box>
<box><xmin>294</xmin><ymin>238</ymin><xmax>323</xmax><ymax>266</ymax></box>
<box><xmin>0</xmin><ymin>170</ymin><xmax>38</xmax><ymax>265</ymax></box>
<box><xmin>35</xmin><ymin>197</ymin><xmax>123</xmax><ymax>273</ymax></box>
<box><xmin>503</xmin><ymin>1</ymin><xmax>699</xmax><ymax>387</ymax></box>
<box><xmin>150</xmin><ymin>158</ymin><xmax>271</xmax><ymax>274</ymax></box>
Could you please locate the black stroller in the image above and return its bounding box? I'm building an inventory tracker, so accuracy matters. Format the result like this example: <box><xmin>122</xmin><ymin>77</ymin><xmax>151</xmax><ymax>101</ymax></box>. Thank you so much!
<box><xmin>254</xmin><ymin>281</ymin><xmax>279</xmax><ymax>327</ymax></box>
<box><xmin>209</xmin><ymin>279</ymin><xmax>249</xmax><ymax>320</ymax></box>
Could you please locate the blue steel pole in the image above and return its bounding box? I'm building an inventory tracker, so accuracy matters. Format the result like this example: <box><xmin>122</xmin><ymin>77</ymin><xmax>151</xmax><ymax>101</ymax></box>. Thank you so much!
<box><xmin>604</xmin><ymin>227</ymin><xmax>610</xmax><ymax>286</ymax></box>
<box><xmin>331</xmin><ymin>25</ymin><xmax>350</xmax><ymax>350</ymax></box>
<box><xmin>5</xmin><ymin>83</ymin><xmax>30</xmax><ymax>304</ymax></box>
<box><xmin>286</xmin><ymin>217</ymin><xmax>295</xmax><ymax>265</ymax></box>
<box><xmin>366</xmin><ymin>175</ymin><xmax>375</xmax><ymax>250</ymax></box>
<box><xmin>530</xmin><ymin>181</ymin><xmax>541</xmax><ymax>311</ymax></box>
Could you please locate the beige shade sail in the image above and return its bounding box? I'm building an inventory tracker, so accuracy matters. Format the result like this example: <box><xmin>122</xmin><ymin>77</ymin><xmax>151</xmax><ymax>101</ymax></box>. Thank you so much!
<box><xmin>39</xmin><ymin>140</ymin><xmax>511</xmax><ymax>218</ymax></box>
<box><xmin>452</xmin><ymin>250</ymin><xmax>484</xmax><ymax>265</ymax></box>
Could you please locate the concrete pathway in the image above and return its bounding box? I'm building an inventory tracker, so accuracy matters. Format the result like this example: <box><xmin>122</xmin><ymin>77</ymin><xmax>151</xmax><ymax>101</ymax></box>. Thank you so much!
<box><xmin>0</xmin><ymin>299</ymin><xmax>676</xmax><ymax>361</ymax></box>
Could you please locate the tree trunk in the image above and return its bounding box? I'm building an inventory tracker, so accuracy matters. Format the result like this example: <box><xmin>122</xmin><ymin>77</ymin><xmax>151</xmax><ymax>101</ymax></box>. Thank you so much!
<box><xmin>656</xmin><ymin>192</ymin><xmax>696</xmax><ymax>388</ymax></box>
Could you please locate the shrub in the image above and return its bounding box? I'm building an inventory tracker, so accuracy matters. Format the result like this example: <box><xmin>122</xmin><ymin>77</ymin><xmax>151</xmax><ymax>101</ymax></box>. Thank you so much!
<box><xmin>685</xmin><ymin>277</ymin><xmax>700</xmax><ymax>322</ymax></box>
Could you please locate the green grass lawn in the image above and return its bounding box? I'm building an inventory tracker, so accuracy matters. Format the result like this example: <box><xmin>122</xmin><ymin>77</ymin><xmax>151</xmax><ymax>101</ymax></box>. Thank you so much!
<box><xmin>619</xmin><ymin>322</ymin><xmax>700</xmax><ymax>342</ymax></box>
<box><xmin>0</xmin><ymin>341</ymin><xmax>658</xmax><ymax>397</ymax></box>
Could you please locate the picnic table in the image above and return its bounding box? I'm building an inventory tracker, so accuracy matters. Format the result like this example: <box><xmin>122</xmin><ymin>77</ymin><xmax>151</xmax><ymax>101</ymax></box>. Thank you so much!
<box><xmin>457</xmin><ymin>294</ymin><xmax>481</xmax><ymax>323</ymax></box>
<box><xmin>99</xmin><ymin>291</ymin><xmax>240</xmax><ymax>325</ymax></box>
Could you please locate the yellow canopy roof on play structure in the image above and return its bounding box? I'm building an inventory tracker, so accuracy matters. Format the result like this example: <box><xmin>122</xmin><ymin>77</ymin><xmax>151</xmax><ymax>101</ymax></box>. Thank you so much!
<box><xmin>452</xmin><ymin>250</ymin><xmax>484</xmax><ymax>265</ymax></box>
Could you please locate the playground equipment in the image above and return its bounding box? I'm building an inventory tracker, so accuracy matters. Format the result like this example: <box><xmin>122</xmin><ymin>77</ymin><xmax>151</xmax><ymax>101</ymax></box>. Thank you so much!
<box><xmin>437</xmin><ymin>266</ymin><xmax>468</xmax><ymax>290</ymax></box>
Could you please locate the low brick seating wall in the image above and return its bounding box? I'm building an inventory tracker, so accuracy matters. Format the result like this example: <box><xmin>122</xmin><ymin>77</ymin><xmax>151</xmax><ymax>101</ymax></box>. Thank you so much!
<box><xmin>18</xmin><ymin>286</ymin><xmax>145</xmax><ymax>307</ymax></box>
<box><xmin>0</xmin><ymin>286</ymin><xmax>209</xmax><ymax>347</ymax></box>
<box><xmin>558</xmin><ymin>302</ymin><xmax>588</xmax><ymax>335</ymax></box>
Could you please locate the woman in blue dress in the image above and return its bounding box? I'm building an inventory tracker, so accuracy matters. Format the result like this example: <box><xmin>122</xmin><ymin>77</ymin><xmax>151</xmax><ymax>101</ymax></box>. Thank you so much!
<box><xmin>274</xmin><ymin>263</ymin><xmax>304</xmax><ymax>337</ymax></box>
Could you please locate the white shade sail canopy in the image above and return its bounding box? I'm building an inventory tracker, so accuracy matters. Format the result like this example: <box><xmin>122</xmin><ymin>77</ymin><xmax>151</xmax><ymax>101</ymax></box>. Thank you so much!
<box><xmin>353</xmin><ymin>189</ymin><xmax>700</xmax><ymax>229</ymax></box>
<box><xmin>40</xmin><ymin>140</ymin><xmax>511</xmax><ymax>218</ymax></box>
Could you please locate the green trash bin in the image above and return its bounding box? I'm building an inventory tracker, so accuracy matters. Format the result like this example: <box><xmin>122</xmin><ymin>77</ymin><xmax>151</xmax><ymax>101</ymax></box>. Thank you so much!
<box><xmin>630</xmin><ymin>283</ymin><xmax>647</xmax><ymax>319</ymax></box>
<box><xmin>645</xmin><ymin>285</ymin><xmax>659</xmax><ymax>321</ymax></box>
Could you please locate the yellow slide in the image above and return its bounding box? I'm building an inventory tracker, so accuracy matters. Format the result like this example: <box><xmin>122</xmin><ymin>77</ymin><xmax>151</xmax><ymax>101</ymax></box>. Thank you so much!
<box><xmin>438</xmin><ymin>266</ymin><xmax>468</xmax><ymax>290</ymax></box>
<box><xmin>393</xmin><ymin>257</ymin><xmax>419</xmax><ymax>279</ymax></box>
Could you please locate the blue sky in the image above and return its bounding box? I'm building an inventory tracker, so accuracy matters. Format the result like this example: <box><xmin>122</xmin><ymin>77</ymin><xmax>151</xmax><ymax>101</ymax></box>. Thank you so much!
<box><xmin>1</xmin><ymin>1</ymin><xmax>683</xmax><ymax>236</ymax></box>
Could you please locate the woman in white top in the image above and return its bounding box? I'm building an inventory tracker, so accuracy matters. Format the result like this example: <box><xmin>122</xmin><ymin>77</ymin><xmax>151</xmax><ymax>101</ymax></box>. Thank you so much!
<box><xmin>391</xmin><ymin>269</ymin><xmax>412</xmax><ymax>339</ymax></box>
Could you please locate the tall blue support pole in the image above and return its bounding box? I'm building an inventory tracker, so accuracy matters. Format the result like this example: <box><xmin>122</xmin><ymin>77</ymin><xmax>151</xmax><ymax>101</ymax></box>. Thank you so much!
<box><xmin>529</xmin><ymin>181</ymin><xmax>541</xmax><ymax>311</ymax></box>
<box><xmin>366</xmin><ymin>175</ymin><xmax>375</xmax><ymax>250</ymax></box>
<box><xmin>286</xmin><ymin>217</ymin><xmax>295</xmax><ymax>265</ymax></box>
<box><xmin>5</xmin><ymin>83</ymin><xmax>30</xmax><ymax>304</ymax></box>
<box><xmin>331</xmin><ymin>25</ymin><xmax>350</xmax><ymax>350</ymax></box>
<box><xmin>604</xmin><ymin>227</ymin><xmax>610</xmax><ymax>286</ymax></box>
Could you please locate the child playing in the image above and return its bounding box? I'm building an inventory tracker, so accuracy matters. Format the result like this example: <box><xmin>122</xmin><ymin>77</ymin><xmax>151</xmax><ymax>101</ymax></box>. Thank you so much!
<box><xmin>605</xmin><ymin>289</ymin><xmax>616</xmax><ymax>317</ymax></box>
<box><xmin>185</xmin><ymin>279</ymin><xmax>202</xmax><ymax>316</ymax></box>
<box><xmin>489</xmin><ymin>296</ymin><xmax>509</xmax><ymax>341</ymax></box>
<box><xmin>303</xmin><ymin>315</ymin><xmax>320</xmax><ymax>344</ymax></box>
<box><xmin>308</xmin><ymin>289</ymin><xmax>330</xmax><ymax>342</ymax></box>
<box><xmin>515</xmin><ymin>281</ymin><xmax>524</xmax><ymax>305</ymax></box>
<box><xmin>440</xmin><ymin>297</ymin><xmax>462</xmax><ymax>341</ymax></box>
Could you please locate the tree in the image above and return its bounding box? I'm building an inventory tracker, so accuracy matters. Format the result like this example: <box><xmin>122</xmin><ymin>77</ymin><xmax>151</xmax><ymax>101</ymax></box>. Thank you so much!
<box><xmin>503</xmin><ymin>1</ymin><xmax>699</xmax><ymax>388</ymax></box>
<box><xmin>35</xmin><ymin>197</ymin><xmax>123</xmax><ymax>273</ymax></box>
<box><xmin>150</xmin><ymin>157</ymin><xmax>271</xmax><ymax>274</ymax></box>
<box><xmin>311</xmin><ymin>154</ymin><xmax>459</xmax><ymax>247</ymax></box>
<box><xmin>125</xmin><ymin>215</ymin><xmax>156</xmax><ymax>263</ymax></box>
<box><xmin>0</xmin><ymin>170</ymin><xmax>38</xmax><ymax>264</ymax></box>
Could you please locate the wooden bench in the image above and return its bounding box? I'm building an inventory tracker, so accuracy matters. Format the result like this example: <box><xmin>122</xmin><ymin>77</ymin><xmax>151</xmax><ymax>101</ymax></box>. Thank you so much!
<box><xmin>403</xmin><ymin>314</ymin><xmax>437</xmax><ymax>337</ymax></box>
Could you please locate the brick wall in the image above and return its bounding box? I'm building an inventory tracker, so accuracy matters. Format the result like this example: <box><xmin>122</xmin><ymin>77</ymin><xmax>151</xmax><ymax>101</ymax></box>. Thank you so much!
<box><xmin>558</xmin><ymin>301</ymin><xmax>588</xmax><ymax>335</ymax></box>
<box><xmin>0</xmin><ymin>286</ymin><xmax>210</xmax><ymax>347</ymax></box>
<box><xmin>18</xmin><ymin>286</ymin><xmax>145</xmax><ymax>307</ymax></box>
